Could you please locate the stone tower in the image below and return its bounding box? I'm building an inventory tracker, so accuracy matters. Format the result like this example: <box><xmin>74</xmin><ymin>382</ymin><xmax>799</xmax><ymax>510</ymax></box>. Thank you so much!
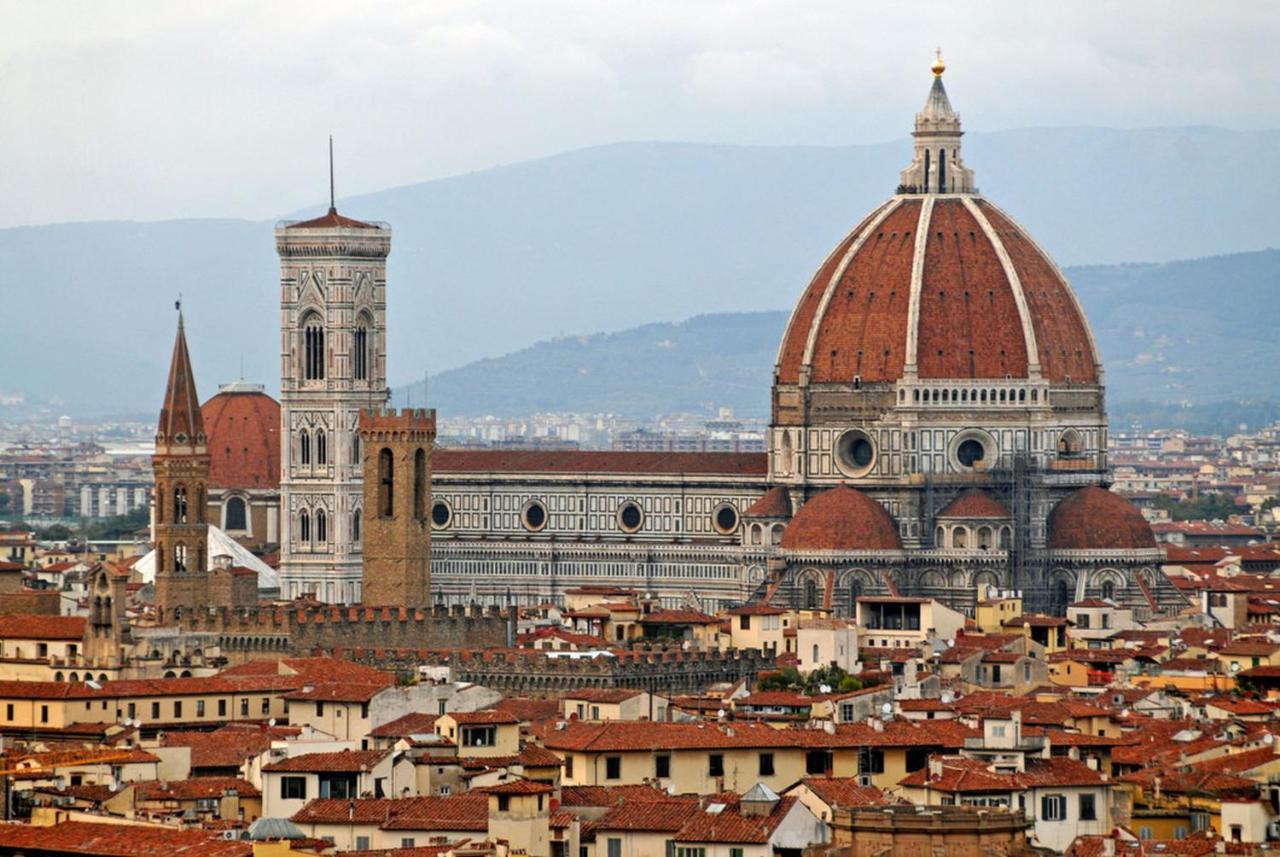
<box><xmin>84</xmin><ymin>565</ymin><xmax>130</xmax><ymax>667</ymax></box>
<box><xmin>153</xmin><ymin>312</ymin><xmax>211</xmax><ymax>621</ymax></box>
<box><xmin>276</xmin><ymin>205</ymin><xmax>391</xmax><ymax>603</ymax></box>
<box><xmin>358</xmin><ymin>407</ymin><xmax>435</xmax><ymax>607</ymax></box>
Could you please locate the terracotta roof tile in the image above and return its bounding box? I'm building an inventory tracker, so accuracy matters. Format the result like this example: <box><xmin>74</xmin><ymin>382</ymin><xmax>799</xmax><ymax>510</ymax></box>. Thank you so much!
<box><xmin>779</xmin><ymin>485</ymin><xmax>902</xmax><ymax>552</ymax></box>
<box><xmin>263</xmin><ymin>749</ymin><xmax>387</xmax><ymax>773</ymax></box>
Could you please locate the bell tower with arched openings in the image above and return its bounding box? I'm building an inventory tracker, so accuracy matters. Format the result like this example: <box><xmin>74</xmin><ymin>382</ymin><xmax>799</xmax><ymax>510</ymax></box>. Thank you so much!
<box><xmin>276</xmin><ymin>195</ymin><xmax>391</xmax><ymax>604</ymax></box>
<box><xmin>153</xmin><ymin>311</ymin><xmax>211</xmax><ymax>620</ymax></box>
<box><xmin>358</xmin><ymin>407</ymin><xmax>435</xmax><ymax>607</ymax></box>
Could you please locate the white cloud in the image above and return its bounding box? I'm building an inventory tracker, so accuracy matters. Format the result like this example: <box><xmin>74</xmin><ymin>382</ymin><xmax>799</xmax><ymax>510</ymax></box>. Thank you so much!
<box><xmin>0</xmin><ymin>0</ymin><xmax>1275</xmax><ymax>227</ymax></box>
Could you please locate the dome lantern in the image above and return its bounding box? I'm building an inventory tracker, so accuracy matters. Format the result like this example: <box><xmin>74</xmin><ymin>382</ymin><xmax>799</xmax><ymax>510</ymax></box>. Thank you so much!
<box><xmin>899</xmin><ymin>51</ymin><xmax>976</xmax><ymax>195</ymax></box>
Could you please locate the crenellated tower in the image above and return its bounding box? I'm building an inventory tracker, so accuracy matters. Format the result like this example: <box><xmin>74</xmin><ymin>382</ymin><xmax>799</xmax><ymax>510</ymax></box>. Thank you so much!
<box><xmin>276</xmin><ymin>199</ymin><xmax>392</xmax><ymax>604</ymax></box>
<box><xmin>358</xmin><ymin>407</ymin><xmax>435</xmax><ymax>607</ymax></box>
<box><xmin>153</xmin><ymin>312</ymin><xmax>211</xmax><ymax>620</ymax></box>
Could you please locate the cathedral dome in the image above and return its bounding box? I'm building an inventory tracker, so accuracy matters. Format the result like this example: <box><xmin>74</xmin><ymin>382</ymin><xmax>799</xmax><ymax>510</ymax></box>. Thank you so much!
<box><xmin>1047</xmin><ymin>486</ymin><xmax>1156</xmax><ymax>551</ymax></box>
<box><xmin>779</xmin><ymin>484</ymin><xmax>902</xmax><ymax>551</ymax></box>
<box><xmin>775</xmin><ymin>63</ymin><xmax>1100</xmax><ymax>388</ymax></box>
<box><xmin>202</xmin><ymin>382</ymin><xmax>281</xmax><ymax>489</ymax></box>
<box><xmin>937</xmin><ymin>488</ymin><xmax>1010</xmax><ymax>519</ymax></box>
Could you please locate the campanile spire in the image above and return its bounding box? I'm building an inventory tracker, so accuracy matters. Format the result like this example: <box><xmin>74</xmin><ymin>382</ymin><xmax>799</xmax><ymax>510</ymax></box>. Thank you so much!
<box><xmin>898</xmin><ymin>51</ymin><xmax>976</xmax><ymax>194</ymax></box>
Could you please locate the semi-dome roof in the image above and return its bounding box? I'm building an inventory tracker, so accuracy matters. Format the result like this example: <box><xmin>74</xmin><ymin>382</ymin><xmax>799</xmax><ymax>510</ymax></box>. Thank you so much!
<box><xmin>1047</xmin><ymin>486</ymin><xmax>1156</xmax><ymax>551</ymax></box>
<box><xmin>937</xmin><ymin>488</ymin><xmax>1010</xmax><ymax>519</ymax></box>
<box><xmin>201</xmin><ymin>382</ymin><xmax>281</xmax><ymax>489</ymax></box>
<box><xmin>779</xmin><ymin>484</ymin><xmax>902</xmax><ymax>552</ymax></box>
<box><xmin>775</xmin><ymin>60</ymin><xmax>1100</xmax><ymax>388</ymax></box>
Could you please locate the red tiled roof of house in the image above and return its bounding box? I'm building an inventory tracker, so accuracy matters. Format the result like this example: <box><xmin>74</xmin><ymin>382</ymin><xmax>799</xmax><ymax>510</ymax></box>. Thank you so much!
<box><xmin>263</xmin><ymin>749</ymin><xmax>386</xmax><ymax>773</ymax></box>
<box><xmin>485</xmin><ymin>696</ymin><xmax>561</xmax><ymax>723</ymax></box>
<box><xmin>595</xmin><ymin>799</ymin><xmax>700</xmax><ymax>832</ymax></box>
<box><xmin>675</xmin><ymin>795</ymin><xmax>799</xmax><ymax>844</ymax></box>
<box><xmin>797</xmin><ymin>777</ymin><xmax>900</xmax><ymax>807</ymax></box>
<box><xmin>446</xmin><ymin>710</ymin><xmax>520</xmax><ymax>725</ymax></box>
<box><xmin>900</xmin><ymin>755</ymin><xmax>1105</xmax><ymax>791</ymax></box>
<box><xmin>369</xmin><ymin>712</ymin><xmax>440</xmax><ymax>738</ymax></box>
<box><xmin>378</xmin><ymin>795</ymin><xmax>489</xmax><ymax>831</ymax></box>
<box><xmin>161</xmin><ymin>723</ymin><xmax>297</xmax><ymax>769</ymax></box>
<box><xmin>1002</xmin><ymin>613</ymin><xmax>1070</xmax><ymax>627</ymax></box>
<box><xmin>281</xmin><ymin>681</ymin><xmax>389</xmax><ymax>702</ymax></box>
<box><xmin>641</xmin><ymin>608</ymin><xmax>720</xmax><ymax>625</ymax></box>
<box><xmin>285</xmin><ymin>206</ymin><xmax>379</xmax><ymax>230</ymax></box>
<box><xmin>0</xmin><ymin>820</ymin><xmax>251</xmax><ymax>857</ymax></box>
<box><xmin>434</xmin><ymin>449</ymin><xmax>766</xmax><ymax>476</ymax></box>
<box><xmin>133</xmin><ymin>777</ymin><xmax>260</xmax><ymax>801</ymax></box>
<box><xmin>725</xmin><ymin>604</ymin><xmax>786</xmax><ymax>616</ymax></box>
<box><xmin>477</xmin><ymin>778</ymin><xmax>553</xmax><ymax>795</ymax></box>
<box><xmin>560</xmin><ymin>784</ymin><xmax>678</xmax><ymax>807</ymax></box>
<box><xmin>1119</xmin><ymin>766</ymin><xmax>1260</xmax><ymax>797</ymax></box>
<box><xmin>565</xmin><ymin>688</ymin><xmax>647</xmax><ymax>704</ymax></box>
<box><xmin>0</xmin><ymin>614</ymin><xmax>86</xmax><ymax>640</ymax></box>
<box><xmin>737</xmin><ymin>691</ymin><xmax>815</xmax><ymax>708</ymax></box>
<box><xmin>1193</xmin><ymin>746</ymin><xmax>1280</xmax><ymax>774</ymax></box>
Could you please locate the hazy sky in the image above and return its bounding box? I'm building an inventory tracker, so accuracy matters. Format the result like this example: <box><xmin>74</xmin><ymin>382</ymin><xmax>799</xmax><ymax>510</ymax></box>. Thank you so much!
<box><xmin>1</xmin><ymin>1</ymin><xmax>1275</xmax><ymax>229</ymax></box>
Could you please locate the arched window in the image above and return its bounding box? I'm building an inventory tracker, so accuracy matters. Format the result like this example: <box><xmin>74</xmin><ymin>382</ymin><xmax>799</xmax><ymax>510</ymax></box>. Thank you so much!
<box><xmin>225</xmin><ymin>497</ymin><xmax>247</xmax><ymax>531</ymax></box>
<box><xmin>299</xmin><ymin>510</ymin><xmax>311</xmax><ymax>543</ymax></box>
<box><xmin>174</xmin><ymin>543</ymin><xmax>188</xmax><ymax>571</ymax></box>
<box><xmin>924</xmin><ymin>148</ymin><xmax>931</xmax><ymax>190</ymax></box>
<box><xmin>351</xmin><ymin>433</ymin><xmax>361</xmax><ymax>465</ymax></box>
<box><xmin>953</xmin><ymin>527</ymin><xmax>968</xmax><ymax>549</ymax></box>
<box><xmin>378</xmin><ymin>448</ymin><xmax>394</xmax><ymax>517</ymax></box>
<box><xmin>938</xmin><ymin>147</ymin><xmax>947</xmax><ymax>191</ymax></box>
<box><xmin>155</xmin><ymin>488</ymin><xmax>164</xmax><ymax>524</ymax></box>
<box><xmin>300</xmin><ymin>429</ymin><xmax>311</xmax><ymax>466</ymax></box>
<box><xmin>804</xmin><ymin>578</ymin><xmax>819</xmax><ymax>610</ymax></box>
<box><xmin>174</xmin><ymin>486</ymin><xmax>188</xmax><ymax>523</ymax></box>
<box><xmin>353</xmin><ymin>323</ymin><xmax>369</xmax><ymax>381</ymax></box>
<box><xmin>1101</xmin><ymin>580</ymin><xmax>1115</xmax><ymax>601</ymax></box>
<box><xmin>935</xmin><ymin>525</ymin><xmax>945</xmax><ymax>547</ymax></box>
<box><xmin>352</xmin><ymin>508</ymin><xmax>361</xmax><ymax>542</ymax></box>
<box><xmin>999</xmin><ymin>526</ymin><xmax>1012</xmax><ymax>549</ymax></box>
<box><xmin>414</xmin><ymin>448</ymin><xmax>427</xmax><ymax>520</ymax></box>
<box><xmin>304</xmin><ymin>316</ymin><xmax>325</xmax><ymax>381</ymax></box>
<box><xmin>813</xmin><ymin>644</ymin><xmax>820</xmax><ymax>664</ymax></box>
<box><xmin>315</xmin><ymin>430</ymin><xmax>327</xmax><ymax>465</ymax></box>
<box><xmin>977</xmin><ymin>526</ymin><xmax>993</xmax><ymax>550</ymax></box>
<box><xmin>315</xmin><ymin>509</ymin><xmax>327</xmax><ymax>544</ymax></box>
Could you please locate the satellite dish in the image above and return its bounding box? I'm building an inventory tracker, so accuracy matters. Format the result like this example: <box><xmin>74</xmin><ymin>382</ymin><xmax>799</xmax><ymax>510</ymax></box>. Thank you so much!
<box><xmin>940</xmin><ymin>692</ymin><xmax>954</xmax><ymax>705</ymax></box>
<box><xmin>945</xmin><ymin>640</ymin><xmax>955</xmax><ymax>648</ymax></box>
<box><xmin>1266</xmin><ymin>734</ymin><xmax>1275</xmax><ymax>745</ymax></box>
<box><xmin>716</xmin><ymin>709</ymin><xmax>727</xmax><ymax>719</ymax></box>
<box><xmin>818</xmin><ymin>684</ymin><xmax>832</xmax><ymax>694</ymax></box>
<box><xmin>268</xmin><ymin>718</ymin><xmax>276</xmax><ymax>727</ymax></box>
<box><xmin>881</xmin><ymin>702</ymin><xmax>893</xmax><ymax>715</ymax></box>
<box><xmin>1231</xmin><ymin>663</ymin><xmax>1240</xmax><ymax>673</ymax></box>
<box><xmin>1120</xmin><ymin>709</ymin><xmax>1130</xmax><ymax>718</ymax></box>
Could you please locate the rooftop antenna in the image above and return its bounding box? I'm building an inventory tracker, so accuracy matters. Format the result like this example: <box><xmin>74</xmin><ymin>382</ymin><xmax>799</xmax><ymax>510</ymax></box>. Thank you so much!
<box><xmin>329</xmin><ymin>135</ymin><xmax>336</xmax><ymax>213</ymax></box>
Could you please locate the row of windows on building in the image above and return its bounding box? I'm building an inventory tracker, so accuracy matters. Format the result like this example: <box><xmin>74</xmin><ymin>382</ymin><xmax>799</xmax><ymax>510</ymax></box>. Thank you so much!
<box><xmin>295</xmin><ymin>508</ymin><xmax>359</xmax><ymax>549</ymax></box>
<box><xmin>300</xmin><ymin>318</ymin><xmax>374</xmax><ymax>382</ymax></box>
<box><xmin>430</xmin><ymin>496</ymin><xmax>741</xmax><ymax>536</ymax></box>
<box><xmin>435</xmin><ymin>559</ymin><xmax>738</xmax><ymax>580</ymax></box>
<box><xmin>296</xmin><ymin>429</ymin><xmax>362</xmax><ymax>467</ymax></box>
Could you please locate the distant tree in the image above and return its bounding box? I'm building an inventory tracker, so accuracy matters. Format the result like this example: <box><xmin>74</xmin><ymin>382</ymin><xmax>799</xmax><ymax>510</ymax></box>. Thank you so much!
<box><xmin>37</xmin><ymin>523</ymin><xmax>73</xmax><ymax>541</ymax></box>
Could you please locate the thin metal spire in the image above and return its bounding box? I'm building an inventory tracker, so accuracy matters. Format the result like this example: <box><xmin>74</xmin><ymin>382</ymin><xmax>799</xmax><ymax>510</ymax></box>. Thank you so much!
<box><xmin>328</xmin><ymin>135</ymin><xmax>336</xmax><ymax>212</ymax></box>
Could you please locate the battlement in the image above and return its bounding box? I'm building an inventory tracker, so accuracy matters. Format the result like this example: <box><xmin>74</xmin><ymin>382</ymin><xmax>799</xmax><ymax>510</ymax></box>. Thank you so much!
<box><xmin>358</xmin><ymin>407</ymin><xmax>436</xmax><ymax>440</ymax></box>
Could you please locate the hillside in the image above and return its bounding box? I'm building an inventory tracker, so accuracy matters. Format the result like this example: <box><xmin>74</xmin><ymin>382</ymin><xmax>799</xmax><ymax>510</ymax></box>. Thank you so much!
<box><xmin>1</xmin><ymin>127</ymin><xmax>1278</xmax><ymax>416</ymax></box>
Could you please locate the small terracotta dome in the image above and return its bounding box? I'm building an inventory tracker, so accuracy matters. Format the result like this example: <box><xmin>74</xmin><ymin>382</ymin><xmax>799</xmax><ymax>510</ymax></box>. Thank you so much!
<box><xmin>201</xmin><ymin>382</ymin><xmax>281</xmax><ymax>489</ymax></box>
<box><xmin>779</xmin><ymin>484</ymin><xmax>902</xmax><ymax>551</ymax></box>
<box><xmin>1047</xmin><ymin>486</ymin><xmax>1156</xmax><ymax>550</ymax></box>
<box><xmin>744</xmin><ymin>486</ymin><xmax>791</xmax><ymax>518</ymax></box>
<box><xmin>937</xmin><ymin>488</ymin><xmax>1010</xmax><ymax>519</ymax></box>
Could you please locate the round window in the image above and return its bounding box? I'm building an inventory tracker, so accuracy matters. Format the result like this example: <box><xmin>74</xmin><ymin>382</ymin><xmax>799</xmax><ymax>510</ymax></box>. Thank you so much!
<box><xmin>957</xmin><ymin>438</ymin><xmax>986</xmax><ymax>468</ymax></box>
<box><xmin>835</xmin><ymin>429</ymin><xmax>876</xmax><ymax>476</ymax></box>
<box><xmin>430</xmin><ymin>500</ymin><xmax>452</xmax><ymax>529</ymax></box>
<box><xmin>522</xmin><ymin>500</ymin><xmax>548</xmax><ymax>532</ymax></box>
<box><xmin>713</xmin><ymin>504</ymin><xmax>739</xmax><ymax>535</ymax></box>
<box><xmin>618</xmin><ymin>502</ymin><xmax>643</xmax><ymax>533</ymax></box>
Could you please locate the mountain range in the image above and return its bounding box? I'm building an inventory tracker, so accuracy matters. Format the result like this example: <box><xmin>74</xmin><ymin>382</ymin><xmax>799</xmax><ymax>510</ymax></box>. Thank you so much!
<box><xmin>0</xmin><ymin>126</ymin><xmax>1277</xmax><ymax>417</ymax></box>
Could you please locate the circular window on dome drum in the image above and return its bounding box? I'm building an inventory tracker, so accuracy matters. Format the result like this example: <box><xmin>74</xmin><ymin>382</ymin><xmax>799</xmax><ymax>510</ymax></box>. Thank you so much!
<box><xmin>521</xmin><ymin>500</ymin><xmax>548</xmax><ymax>532</ymax></box>
<box><xmin>950</xmin><ymin>430</ymin><xmax>996</xmax><ymax>472</ymax></box>
<box><xmin>430</xmin><ymin>499</ymin><xmax>452</xmax><ymax>530</ymax></box>
<box><xmin>617</xmin><ymin>501</ymin><xmax>643</xmax><ymax>534</ymax></box>
<box><xmin>712</xmin><ymin>503</ymin><xmax>740</xmax><ymax>535</ymax></box>
<box><xmin>834</xmin><ymin>429</ymin><xmax>877</xmax><ymax>477</ymax></box>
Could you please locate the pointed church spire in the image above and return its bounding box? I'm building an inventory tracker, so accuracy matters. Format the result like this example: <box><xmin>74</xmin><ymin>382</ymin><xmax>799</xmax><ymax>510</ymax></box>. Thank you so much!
<box><xmin>158</xmin><ymin>307</ymin><xmax>205</xmax><ymax>452</ymax></box>
<box><xmin>898</xmin><ymin>50</ymin><xmax>976</xmax><ymax>195</ymax></box>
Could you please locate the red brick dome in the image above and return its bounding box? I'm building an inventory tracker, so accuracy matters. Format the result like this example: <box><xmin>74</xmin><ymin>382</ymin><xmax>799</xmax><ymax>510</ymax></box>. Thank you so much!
<box><xmin>780</xmin><ymin>484</ymin><xmax>902</xmax><ymax>551</ymax></box>
<box><xmin>775</xmin><ymin>196</ymin><xmax>1099</xmax><ymax>387</ymax></box>
<box><xmin>1047</xmin><ymin>486</ymin><xmax>1156</xmax><ymax>551</ymax></box>
<box><xmin>201</xmin><ymin>383</ymin><xmax>280</xmax><ymax>489</ymax></box>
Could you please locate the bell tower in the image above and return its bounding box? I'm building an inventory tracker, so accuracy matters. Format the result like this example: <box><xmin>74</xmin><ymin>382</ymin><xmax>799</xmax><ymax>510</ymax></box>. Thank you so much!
<box><xmin>358</xmin><ymin>407</ymin><xmax>434</xmax><ymax>607</ymax></box>
<box><xmin>153</xmin><ymin>311</ymin><xmax>210</xmax><ymax>621</ymax></box>
<box><xmin>276</xmin><ymin>160</ymin><xmax>392</xmax><ymax>604</ymax></box>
